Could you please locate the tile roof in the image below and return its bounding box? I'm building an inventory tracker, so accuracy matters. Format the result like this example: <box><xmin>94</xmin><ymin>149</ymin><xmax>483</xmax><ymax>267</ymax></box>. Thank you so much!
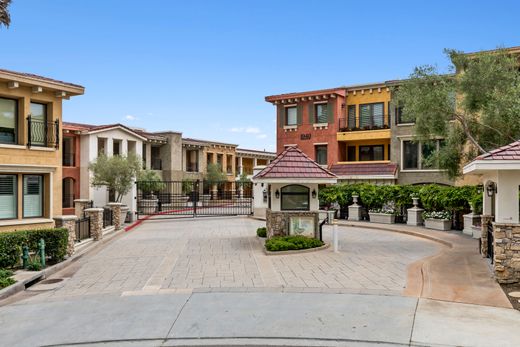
<box><xmin>254</xmin><ymin>146</ymin><xmax>336</xmax><ymax>179</ymax></box>
<box><xmin>330</xmin><ymin>162</ymin><xmax>398</xmax><ymax>177</ymax></box>
<box><xmin>0</xmin><ymin>68</ymin><xmax>84</xmax><ymax>89</ymax></box>
<box><xmin>475</xmin><ymin>140</ymin><xmax>520</xmax><ymax>161</ymax></box>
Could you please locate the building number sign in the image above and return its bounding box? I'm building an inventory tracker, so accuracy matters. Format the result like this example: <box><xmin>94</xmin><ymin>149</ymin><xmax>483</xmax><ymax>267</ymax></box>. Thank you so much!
<box><xmin>300</xmin><ymin>133</ymin><xmax>311</xmax><ymax>140</ymax></box>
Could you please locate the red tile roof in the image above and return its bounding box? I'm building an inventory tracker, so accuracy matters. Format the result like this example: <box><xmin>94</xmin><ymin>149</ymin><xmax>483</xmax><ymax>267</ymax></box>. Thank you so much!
<box><xmin>476</xmin><ymin>140</ymin><xmax>520</xmax><ymax>160</ymax></box>
<box><xmin>330</xmin><ymin>162</ymin><xmax>398</xmax><ymax>177</ymax></box>
<box><xmin>254</xmin><ymin>147</ymin><xmax>336</xmax><ymax>179</ymax></box>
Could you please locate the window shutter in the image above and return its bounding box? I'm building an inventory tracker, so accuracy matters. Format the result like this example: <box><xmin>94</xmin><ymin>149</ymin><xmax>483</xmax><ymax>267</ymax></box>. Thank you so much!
<box><xmin>297</xmin><ymin>104</ymin><xmax>303</xmax><ymax>126</ymax></box>
<box><xmin>0</xmin><ymin>175</ymin><xmax>16</xmax><ymax>219</ymax></box>
<box><xmin>308</xmin><ymin>102</ymin><xmax>314</xmax><ymax>124</ymax></box>
<box><xmin>327</xmin><ymin>100</ymin><xmax>334</xmax><ymax>124</ymax></box>
<box><xmin>23</xmin><ymin>175</ymin><xmax>42</xmax><ymax>218</ymax></box>
<box><xmin>348</xmin><ymin>105</ymin><xmax>356</xmax><ymax>129</ymax></box>
<box><xmin>373</xmin><ymin>103</ymin><xmax>384</xmax><ymax>127</ymax></box>
<box><xmin>360</xmin><ymin>105</ymin><xmax>370</xmax><ymax>127</ymax></box>
<box><xmin>277</xmin><ymin>105</ymin><xmax>284</xmax><ymax>128</ymax></box>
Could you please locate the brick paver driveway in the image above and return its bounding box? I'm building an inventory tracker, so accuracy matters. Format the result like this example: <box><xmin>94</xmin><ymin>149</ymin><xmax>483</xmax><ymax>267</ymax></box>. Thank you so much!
<box><xmin>30</xmin><ymin>217</ymin><xmax>440</xmax><ymax>300</ymax></box>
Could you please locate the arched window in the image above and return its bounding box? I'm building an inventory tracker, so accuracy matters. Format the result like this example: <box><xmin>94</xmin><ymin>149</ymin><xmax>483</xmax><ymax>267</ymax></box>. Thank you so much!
<box><xmin>281</xmin><ymin>185</ymin><xmax>309</xmax><ymax>211</ymax></box>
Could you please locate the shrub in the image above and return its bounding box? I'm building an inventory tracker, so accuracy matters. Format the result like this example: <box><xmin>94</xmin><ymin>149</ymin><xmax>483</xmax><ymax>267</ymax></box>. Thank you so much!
<box><xmin>0</xmin><ymin>228</ymin><xmax>68</xmax><ymax>269</ymax></box>
<box><xmin>256</xmin><ymin>227</ymin><xmax>267</xmax><ymax>238</ymax></box>
<box><xmin>26</xmin><ymin>261</ymin><xmax>42</xmax><ymax>271</ymax></box>
<box><xmin>265</xmin><ymin>235</ymin><xmax>323</xmax><ymax>252</ymax></box>
<box><xmin>0</xmin><ymin>268</ymin><xmax>15</xmax><ymax>289</ymax></box>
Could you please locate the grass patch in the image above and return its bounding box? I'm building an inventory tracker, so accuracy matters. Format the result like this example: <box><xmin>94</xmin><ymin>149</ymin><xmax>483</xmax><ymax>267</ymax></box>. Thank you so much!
<box><xmin>265</xmin><ymin>235</ymin><xmax>323</xmax><ymax>252</ymax></box>
<box><xmin>0</xmin><ymin>268</ymin><xmax>15</xmax><ymax>289</ymax></box>
<box><xmin>256</xmin><ymin>227</ymin><xmax>267</xmax><ymax>238</ymax></box>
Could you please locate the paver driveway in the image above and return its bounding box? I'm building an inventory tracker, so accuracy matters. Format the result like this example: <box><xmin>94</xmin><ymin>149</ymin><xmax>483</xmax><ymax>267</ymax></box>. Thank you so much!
<box><xmin>26</xmin><ymin>216</ymin><xmax>440</xmax><ymax>301</ymax></box>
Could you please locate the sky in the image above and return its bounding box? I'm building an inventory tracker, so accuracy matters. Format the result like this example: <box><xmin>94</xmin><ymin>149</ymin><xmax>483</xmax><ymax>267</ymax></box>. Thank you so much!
<box><xmin>1</xmin><ymin>0</ymin><xmax>519</xmax><ymax>152</ymax></box>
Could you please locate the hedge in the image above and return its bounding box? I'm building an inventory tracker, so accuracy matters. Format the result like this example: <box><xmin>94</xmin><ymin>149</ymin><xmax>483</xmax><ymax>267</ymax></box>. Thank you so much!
<box><xmin>319</xmin><ymin>183</ymin><xmax>481</xmax><ymax>214</ymax></box>
<box><xmin>265</xmin><ymin>235</ymin><xmax>323</xmax><ymax>252</ymax></box>
<box><xmin>0</xmin><ymin>228</ymin><xmax>68</xmax><ymax>269</ymax></box>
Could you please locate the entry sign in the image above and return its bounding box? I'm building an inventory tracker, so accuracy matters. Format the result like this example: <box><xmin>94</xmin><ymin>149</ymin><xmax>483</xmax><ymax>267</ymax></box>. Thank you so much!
<box><xmin>289</xmin><ymin>216</ymin><xmax>315</xmax><ymax>237</ymax></box>
<box><xmin>300</xmin><ymin>133</ymin><xmax>311</xmax><ymax>140</ymax></box>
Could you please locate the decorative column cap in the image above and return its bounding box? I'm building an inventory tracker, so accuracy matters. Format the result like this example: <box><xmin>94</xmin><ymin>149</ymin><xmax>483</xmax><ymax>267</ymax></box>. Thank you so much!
<box><xmin>53</xmin><ymin>215</ymin><xmax>78</xmax><ymax>221</ymax></box>
<box><xmin>107</xmin><ymin>202</ymin><xmax>123</xmax><ymax>207</ymax></box>
<box><xmin>74</xmin><ymin>199</ymin><xmax>91</xmax><ymax>203</ymax></box>
<box><xmin>84</xmin><ymin>207</ymin><xmax>104</xmax><ymax>212</ymax></box>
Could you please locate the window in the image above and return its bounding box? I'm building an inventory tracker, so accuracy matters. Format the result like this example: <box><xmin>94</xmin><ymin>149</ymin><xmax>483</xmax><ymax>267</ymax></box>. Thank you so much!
<box><xmin>0</xmin><ymin>175</ymin><xmax>16</xmax><ymax>219</ymax></box>
<box><xmin>402</xmin><ymin>139</ymin><xmax>444</xmax><ymax>170</ymax></box>
<box><xmin>347</xmin><ymin>105</ymin><xmax>356</xmax><ymax>129</ymax></box>
<box><xmin>281</xmin><ymin>185</ymin><xmax>309</xmax><ymax>211</ymax></box>
<box><xmin>315</xmin><ymin>103</ymin><xmax>328</xmax><ymax>124</ymax></box>
<box><xmin>315</xmin><ymin>145</ymin><xmax>327</xmax><ymax>165</ymax></box>
<box><xmin>63</xmin><ymin>137</ymin><xmax>74</xmax><ymax>167</ymax></box>
<box><xmin>30</xmin><ymin>102</ymin><xmax>47</xmax><ymax>146</ymax></box>
<box><xmin>186</xmin><ymin>149</ymin><xmax>199</xmax><ymax>172</ymax></box>
<box><xmin>285</xmin><ymin>107</ymin><xmax>297</xmax><ymax>126</ymax></box>
<box><xmin>113</xmin><ymin>140</ymin><xmax>121</xmax><ymax>156</ymax></box>
<box><xmin>359</xmin><ymin>145</ymin><xmax>384</xmax><ymax>161</ymax></box>
<box><xmin>395</xmin><ymin>104</ymin><xmax>415</xmax><ymax>124</ymax></box>
<box><xmin>0</xmin><ymin>97</ymin><xmax>17</xmax><ymax>144</ymax></box>
<box><xmin>359</xmin><ymin>103</ymin><xmax>384</xmax><ymax>128</ymax></box>
<box><xmin>23</xmin><ymin>175</ymin><xmax>43</xmax><ymax>218</ymax></box>
<box><xmin>97</xmin><ymin>138</ymin><xmax>106</xmax><ymax>156</ymax></box>
<box><xmin>347</xmin><ymin>146</ymin><xmax>356</xmax><ymax>162</ymax></box>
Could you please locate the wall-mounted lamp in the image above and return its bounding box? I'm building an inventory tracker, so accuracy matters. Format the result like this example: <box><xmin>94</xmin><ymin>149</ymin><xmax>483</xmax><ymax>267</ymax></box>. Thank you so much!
<box><xmin>486</xmin><ymin>182</ymin><xmax>497</xmax><ymax>197</ymax></box>
<box><xmin>275</xmin><ymin>189</ymin><xmax>280</xmax><ymax>199</ymax></box>
<box><xmin>476</xmin><ymin>184</ymin><xmax>484</xmax><ymax>194</ymax></box>
<box><xmin>311</xmin><ymin>189</ymin><xmax>317</xmax><ymax>199</ymax></box>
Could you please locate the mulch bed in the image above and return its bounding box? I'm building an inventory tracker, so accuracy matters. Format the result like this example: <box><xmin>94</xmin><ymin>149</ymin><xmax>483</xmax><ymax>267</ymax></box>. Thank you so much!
<box><xmin>500</xmin><ymin>283</ymin><xmax>520</xmax><ymax>311</ymax></box>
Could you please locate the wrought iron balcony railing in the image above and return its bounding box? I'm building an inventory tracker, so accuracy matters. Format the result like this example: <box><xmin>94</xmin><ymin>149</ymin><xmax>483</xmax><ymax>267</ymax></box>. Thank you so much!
<box><xmin>338</xmin><ymin>115</ymin><xmax>391</xmax><ymax>132</ymax></box>
<box><xmin>27</xmin><ymin>116</ymin><xmax>59</xmax><ymax>149</ymax></box>
<box><xmin>186</xmin><ymin>163</ymin><xmax>199</xmax><ymax>172</ymax></box>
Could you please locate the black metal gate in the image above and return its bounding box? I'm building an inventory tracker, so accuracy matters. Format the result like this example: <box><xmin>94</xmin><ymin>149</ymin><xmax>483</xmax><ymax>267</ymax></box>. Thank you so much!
<box><xmin>487</xmin><ymin>221</ymin><xmax>494</xmax><ymax>263</ymax></box>
<box><xmin>136</xmin><ymin>180</ymin><xmax>253</xmax><ymax>219</ymax></box>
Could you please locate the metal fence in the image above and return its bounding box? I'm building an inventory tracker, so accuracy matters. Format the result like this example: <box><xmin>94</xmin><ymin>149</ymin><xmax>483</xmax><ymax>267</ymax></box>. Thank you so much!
<box><xmin>136</xmin><ymin>180</ymin><xmax>253</xmax><ymax>219</ymax></box>
<box><xmin>27</xmin><ymin>116</ymin><xmax>60</xmax><ymax>149</ymax></box>
<box><xmin>75</xmin><ymin>217</ymin><xmax>91</xmax><ymax>241</ymax></box>
<box><xmin>103</xmin><ymin>207</ymin><xmax>113</xmax><ymax>228</ymax></box>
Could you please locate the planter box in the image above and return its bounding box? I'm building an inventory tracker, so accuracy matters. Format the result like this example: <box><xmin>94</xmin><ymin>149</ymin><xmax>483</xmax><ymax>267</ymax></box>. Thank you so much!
<box><xmin>369</xmin><ymin>212</ymin><xmax>395</xmax><ymax>224</ymax></box>
<box><xmin>424</xmin><ymin>218</ymin><xmax>451</xmax><ymax>231</ymax></box>
<box><xmin>140</xmin><ymin>199</ymin><xmax>158</xmax><ymax>214</ymax></box>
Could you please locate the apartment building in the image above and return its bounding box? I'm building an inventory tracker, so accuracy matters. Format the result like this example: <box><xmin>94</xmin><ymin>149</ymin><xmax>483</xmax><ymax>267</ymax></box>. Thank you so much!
<box><xmin>0</xmin><ymin>69</ymin><xmax>84</xmax><ymax>231</ymax></box>
<box><xmin>235</xmin><ymin>148</ymin><xmax>276</xmax><ymax>179</ymax></box>
<box><xmin>266</xmin><ymin>82</ymin><xmax>453</xmax><ymax>185</ymax></box>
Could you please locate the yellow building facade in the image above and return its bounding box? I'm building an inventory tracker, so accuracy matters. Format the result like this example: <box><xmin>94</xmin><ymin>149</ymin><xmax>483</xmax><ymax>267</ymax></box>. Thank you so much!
<box><xmin>0</xmin><ymin>69</ymin><xmax>84</xmax><ymax>232</ymax></box>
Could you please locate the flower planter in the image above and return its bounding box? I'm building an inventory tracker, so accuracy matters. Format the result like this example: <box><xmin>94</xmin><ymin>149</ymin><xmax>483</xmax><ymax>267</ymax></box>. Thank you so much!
<box><xmin>140</xmin><ymin>198</ymin><xmax>158</xmax><ymax>214</ymax></box>
<box><xmin>120</xmin><ymin>205</ymin><xmax>129</xmax><ymax>223</ymax></box>
<box><xmin>369</xmin><ymin>212</ymin><xmax>395</xmax><ymax>224</ymax></box>
<box><xmin>424</xmin><ymin>218</ymin><xmax>451</xmax><ymax>231</ymax></box>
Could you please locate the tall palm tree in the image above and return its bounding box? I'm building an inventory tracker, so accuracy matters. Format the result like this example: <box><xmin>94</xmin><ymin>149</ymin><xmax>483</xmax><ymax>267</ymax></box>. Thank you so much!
<box><xmin>0</xmin><ymin>0</ymin><xmax>12</xmax><ymax>28</ymax></box>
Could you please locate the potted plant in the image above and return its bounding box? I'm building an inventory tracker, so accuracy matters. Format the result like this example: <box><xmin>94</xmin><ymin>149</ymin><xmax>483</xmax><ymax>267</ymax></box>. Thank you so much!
<box><xmin>368</xmin><ymin>207</ymin><xmax>396</xmax><ymax>224</ymax></box>
<box><xmin>423</xmin><ymin>211</ymin><xmax>452</xmax><ymax>231</ymax></box>
<box><xmin>137</xmin><ymin>169</ymin><xmax>165</xmax><ymax>213</ymax></box>
<box><xmin>90</xmin><ymin>153</ymin><xmax>142</xmax><ymax>218</ymax></box>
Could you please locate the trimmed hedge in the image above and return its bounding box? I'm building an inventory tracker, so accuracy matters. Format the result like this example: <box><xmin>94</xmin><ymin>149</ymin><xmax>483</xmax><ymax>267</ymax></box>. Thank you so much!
<box><xmin>265</xmin><ymin>235</ymin><xmax>323</xmax><ymax>252</ymax></box>
<box><xmin>256</xmin><ymin>227</ymin><xmax>267</xmax><ymax>238</ymax></box>
<box><xmin>0</xmin><ymin>228</ymin><xmax>68</xmax><ymax>269</ymax></box>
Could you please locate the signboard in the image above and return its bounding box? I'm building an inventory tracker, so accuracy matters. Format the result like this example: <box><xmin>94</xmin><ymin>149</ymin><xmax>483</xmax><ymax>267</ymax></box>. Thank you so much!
<box><xmin>300</xmin><ymin>133</ymin><xmax>311</xmax><ymax>140</ymax></box>
<box><xmin>289</xmin><ymin>216</ymin><xmax>315</xmax><ymax>237</ymax></box>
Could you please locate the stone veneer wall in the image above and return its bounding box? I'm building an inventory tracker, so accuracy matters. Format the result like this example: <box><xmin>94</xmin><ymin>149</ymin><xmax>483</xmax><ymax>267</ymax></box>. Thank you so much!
<box><xmin>266</xmin><ymin>208</ymin><xmax>319</xmax><ymax>239</ymax></box>
<box><xmin>493</xmin><ymin>223</ymin><xmax>520</xmax><ymax>284</ymax></box>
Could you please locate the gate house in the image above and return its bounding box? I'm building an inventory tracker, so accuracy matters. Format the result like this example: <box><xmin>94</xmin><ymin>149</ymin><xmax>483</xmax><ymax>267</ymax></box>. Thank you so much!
<box><xmin>252</xmin><ymin>146</ymin><xmax>337</xmax><ymax>239</ymax></box>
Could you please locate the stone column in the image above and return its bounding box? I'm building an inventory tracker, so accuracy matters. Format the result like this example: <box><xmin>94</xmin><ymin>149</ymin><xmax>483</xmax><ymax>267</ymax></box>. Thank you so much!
<box><xmin>348</xmin><ymin>195</ymin><xmax>363</xmax><ymax>221</ymax></box>
<box><xmin>53</xmin><ymin>215</ymin><xmax>78</xmax><ymax>256</ymax></box>
<box><xmin>84</xmin><ymin>208</ymin><xmax>104</xmax><ymax>241</ymax></box>
<box><xmin>480</xmin><ymin>215</ymin><xmax>494</xmax><ymax>257</ymax></box>
<box><xmin>107</xmin><ymin>202</ymin><xmax>122</xmax><ymax>230</ymax></box>
<box><xmin>74</xmin><ymin>199</ymin><xmax>91</xmax><ymax>218</ymax></box>
<box><xmin>492</xmin><ymin>223</ymin><xmax>520</xmax><ymax>284</ymax></box>
<box><xmin>407</xmin><ymin>197</ymin><xmax>424</xmax><ymax>226</ymax></box>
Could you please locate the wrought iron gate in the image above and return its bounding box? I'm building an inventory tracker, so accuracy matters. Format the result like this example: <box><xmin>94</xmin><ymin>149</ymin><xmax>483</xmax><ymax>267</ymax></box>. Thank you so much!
<box><xmin>136</xmin><ymin>180</ymin><xmax>253</xmax><ymax>219</ymax></box>
<box><xmin>487</xmin><ymin>221</ymin><xmax>494</xmax><ymax>263</ymax></box>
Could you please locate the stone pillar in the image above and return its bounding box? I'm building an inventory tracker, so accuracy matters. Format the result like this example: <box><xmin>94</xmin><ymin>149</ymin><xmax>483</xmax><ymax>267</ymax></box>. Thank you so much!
<box><xmin>348</xmin><ymin>195</ymin><xmax>362</xmax><ymax>221</ymax></box>
<box><xmin>238</xmin><ymin>156</ymin><xmax>243</xmax><ymax>176</ymax></box>
<box><xmin>74</xmin><ymin>199</ymin><xmax>91</xmax><ymax>218</ymax></box>
<box><xmin>407</xmin><ymin>197</ymin><xmax>424</xmax><ymax>226</ymax></box>
<box><xmin>492</xmin><ymin>223</ymin><xmax>520</xmax><ymax>284</ymax></box>
<box><xmin>481</xmin><ymin>215</ymin><xmax>494</xmax><ymax>257</ymax></box>
<box><xmin>107</xmin><ymin>202</ymin><xmax>122</xmax><ymax>230</ymax></box>
<box><xmin>53</xmin><ymin>215</ymin><xmax>78</xmax><ymax>257</ymax></box>
<box><xmin>84</xmin><ymin>208</ymin><xmax>104</xmax><ymax>241</ymax></box>
<box><xmin>463</xmin><ymin>208</ymin><xmax>481</xmax><ymax>237</ymax></box>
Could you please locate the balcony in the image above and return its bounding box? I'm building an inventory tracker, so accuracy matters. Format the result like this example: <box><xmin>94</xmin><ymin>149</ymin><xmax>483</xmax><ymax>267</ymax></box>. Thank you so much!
<box><xmin>151</xmin><ymin>158</ymin><xmax>162</xmax><ymax>170</ymax></box>
<box><xmin>27</xmin><ymin>116</ymin><xmax>59</xmax><ymax>149</ymax></box>
<box><xmin>337</xmin><ymin>116</ymin><xmax>391</xmax><ymax>141</ymax></box>
<box><xmin>63</xmin><ymin>152</ymin><xmax>75</xmax><ymax>167</ymax></box>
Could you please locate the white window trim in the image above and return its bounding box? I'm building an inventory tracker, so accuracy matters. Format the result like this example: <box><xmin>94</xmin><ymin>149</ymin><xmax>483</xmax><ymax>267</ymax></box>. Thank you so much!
<box><xmin>313</xmin><ymin>101</ymin><xmax>328</xmax><ymax>105</ymax></box>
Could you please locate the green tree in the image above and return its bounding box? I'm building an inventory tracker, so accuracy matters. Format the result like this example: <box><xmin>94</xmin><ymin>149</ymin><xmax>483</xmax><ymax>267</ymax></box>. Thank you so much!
<box><xmin>89</xmin><ymin>153</ymin><xmax>142</xmax><ymax>202</ymax></box>
<box><xmin>393</xmin><ymin>48</ymin><xmax>520</xmax><ymax>178</ymax></box>
<box><xmin>205</xmin><ymin>163</ymin><xmax>226</xmax><ymax>183</ymax></box>
<box><xmin>237</xmin><ymin>173</ymin><xmax>251</xmax><ymax>183</ymax></box>
<box><xmin>0</xmin><ymin>0</ymin><xmax>11</xmax><ymax>28</ymax></box>
<box><xmin>137</xmin><ymin>169</ymin><xmax>165</xmax><ymax>197</ymax></box>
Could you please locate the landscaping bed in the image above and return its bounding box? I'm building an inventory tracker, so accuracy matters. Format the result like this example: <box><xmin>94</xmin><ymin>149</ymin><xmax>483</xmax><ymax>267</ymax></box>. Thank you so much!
<box><xmin>500</xmin><ymin>283</ymin><xmax>520</xmax><ymax>311</ymax></box>
<box><xmin>265</xmin><ymin>235</ymin><xmax>324</xmax><ymax>252</ymax></box>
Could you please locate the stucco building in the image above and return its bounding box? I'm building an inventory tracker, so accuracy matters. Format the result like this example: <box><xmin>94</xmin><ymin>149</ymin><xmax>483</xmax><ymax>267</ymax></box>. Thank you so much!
<box><xmin>0</xmin><ymin>69</ymin><xmax>84</xmax><ymax>232</ymax></box>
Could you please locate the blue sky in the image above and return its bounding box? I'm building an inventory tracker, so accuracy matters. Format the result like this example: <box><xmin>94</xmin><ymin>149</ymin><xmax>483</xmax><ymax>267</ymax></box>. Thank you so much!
<box><xmin>1</xmin><ymin>0</ymin><xmax>519</xmax><ymax>151</ymax></box>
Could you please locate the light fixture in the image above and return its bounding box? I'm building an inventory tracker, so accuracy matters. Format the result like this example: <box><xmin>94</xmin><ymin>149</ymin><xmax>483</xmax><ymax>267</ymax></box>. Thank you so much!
<box><xmin>486</xmin><ymin>182</ymin><xmax>497</xmax><ymax>197</ymax></box>
<box><xmin>275</xmin><ymin>189</ymin><xmax>280</xmax><ymax>199</ymax></box>
<box><xmin>311</xmin><ymin>189</ymin><xmax>317</xmax><ymax>198</ymax></box>
<box><xmin>476</xmin><ymin>184</ymin><xmax>484</xmax><ymax>194</ymax></box>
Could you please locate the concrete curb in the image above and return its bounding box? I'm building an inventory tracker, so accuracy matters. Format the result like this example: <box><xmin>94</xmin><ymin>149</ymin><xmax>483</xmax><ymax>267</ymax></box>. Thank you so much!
<box><xmin>0</xmin><ymin>227</ymin><xmax>127</xmax><ymax>303</ymax></box>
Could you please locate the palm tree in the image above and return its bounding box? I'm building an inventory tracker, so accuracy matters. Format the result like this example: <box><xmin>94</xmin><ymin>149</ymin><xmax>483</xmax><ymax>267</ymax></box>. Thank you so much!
<box><xmin>0</xmin><ymin>0</ymin><xmax>12</xmax><ymax>28</ymax></box>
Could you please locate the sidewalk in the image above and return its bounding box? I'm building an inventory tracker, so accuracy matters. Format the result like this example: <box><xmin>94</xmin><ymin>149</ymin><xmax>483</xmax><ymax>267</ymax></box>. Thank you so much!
<box><xmin>337</xmin><ymin>220</ymin><xmax>511</xmax><ymax>308</ymax></box>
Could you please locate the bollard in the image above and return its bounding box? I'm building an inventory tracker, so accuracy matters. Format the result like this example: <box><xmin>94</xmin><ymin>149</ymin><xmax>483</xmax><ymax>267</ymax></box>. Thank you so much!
<box><xmin>38</xmin><ymin>238</ymin><xmax>46</xmax><ymax>268</ymax></box>
<box><xmin>333</xmin><ymin>221</ymin><xmax>339</xmax><ymax>253</ymax></box>
<box><xmin>22</xmin><ymin>245</ymin><xmax>29</xmax><ymax>269</ymax></box>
